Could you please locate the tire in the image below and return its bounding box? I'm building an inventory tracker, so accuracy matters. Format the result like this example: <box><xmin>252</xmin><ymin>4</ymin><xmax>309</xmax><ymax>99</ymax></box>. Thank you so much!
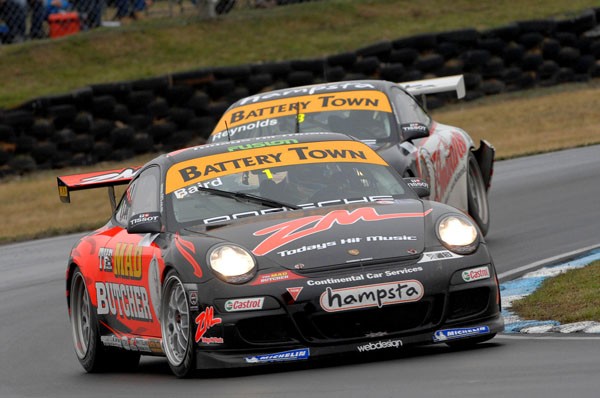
<box><xmin>160</xmin><ymin>270</ymin><xmax>196</xmax><ymax>378</ymax></box>
<box><xmin>69</xmin><ymin>269</ymin><xmax>140</xmax><ymax>372</ymax></box>
<box><xmin>445</xmin><ymin>333</ymin><xmax>496</xmax><ymax>348</ymax></box>
<box><xmin>467</xmin><ymin>153</ymin><xmax>490</xmax><ymax>236</ymax></box>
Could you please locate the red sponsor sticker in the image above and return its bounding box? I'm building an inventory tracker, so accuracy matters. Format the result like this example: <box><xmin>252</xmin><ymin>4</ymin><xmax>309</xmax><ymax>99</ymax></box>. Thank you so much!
<box><xmin>194</xmin><ymin>306</ymin><xmax>222</xmax><ymax>343</ymax></box>
<box><xmin>250</xmin><ymin>271</ymin><xmax>305</xmax><ymax>286</ymax></box>
<box><xmin>461</xmin><ymin>266</ymin><xmax>490</xmax><ymax>282</ymax></box>
<box><xmin>287</xmin><ymin>287</ymin><xmax>303</xmax><ymax>301</ymax></box>
<box><xmin>253</xmin><ymin>207</ymin><xmax>432</xmax><ymax>256</ymax></box>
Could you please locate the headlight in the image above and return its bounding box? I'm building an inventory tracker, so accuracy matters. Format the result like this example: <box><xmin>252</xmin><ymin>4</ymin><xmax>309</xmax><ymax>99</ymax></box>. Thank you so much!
<box><xmin>437</xmin><ymin>215</ymin><xmax>479</xmax><ymax>254</ymax></box>
<box><xmin>208</xmin><ymin>244</ymin><xmax>257</xmax><ymax>284</ymax></box>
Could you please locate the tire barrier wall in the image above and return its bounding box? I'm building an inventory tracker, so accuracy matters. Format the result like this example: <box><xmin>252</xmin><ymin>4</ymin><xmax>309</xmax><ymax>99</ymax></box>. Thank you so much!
<box><xmin>1</xmin><ymin>8</ymin><xmax>599</xmax><ymax>176</ymax></box>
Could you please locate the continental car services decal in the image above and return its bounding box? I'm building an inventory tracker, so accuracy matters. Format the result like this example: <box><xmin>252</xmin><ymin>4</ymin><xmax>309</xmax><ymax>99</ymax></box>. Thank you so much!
<box><xmin>213</xmin><ymin>90</ymin><xmax>392</xmax><ymax>132</ymax></box>
<box><xmin>165</xmin><ymin>141</ymin><xmax>386</xmax><ymax>194</ymax></box>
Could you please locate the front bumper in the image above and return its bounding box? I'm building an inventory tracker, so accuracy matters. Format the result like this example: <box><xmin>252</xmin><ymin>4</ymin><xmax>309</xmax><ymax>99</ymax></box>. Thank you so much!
<box><xmin>189</xmin><ymin>248</ymin><xmax>504</xmax><ymax>369</ymax></box>
<box><xmin>193</xmin><ymin>314</ymin><xmax>504</xmax><ymax>369</ymax></box>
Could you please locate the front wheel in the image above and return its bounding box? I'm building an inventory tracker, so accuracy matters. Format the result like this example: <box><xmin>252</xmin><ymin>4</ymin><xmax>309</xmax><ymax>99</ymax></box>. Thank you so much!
<box><xmin>70</xmin><ymin>268</ymin><xmax>140</xmax><ymax>372</ymax></box>
<box><xmin>161</xmin><ymin>270</ymin><xmax>196</xmax><ymax>378</ymax></box>
<box><xmin>467</xmin><ymin>153</ymin><xmax>490</xmax><ymax>236</ymax></box>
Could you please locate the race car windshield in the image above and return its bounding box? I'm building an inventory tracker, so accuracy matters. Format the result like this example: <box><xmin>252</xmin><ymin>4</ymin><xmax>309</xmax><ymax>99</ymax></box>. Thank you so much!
<box><xmin>211</xmin><ymin>109</ymin><xmax>393</xmax><ymax>144</ymax></box>
<box><xmin>169</xmin><ymin>161</ymin><xmax>410</xmax><ymax>226</ymax></box>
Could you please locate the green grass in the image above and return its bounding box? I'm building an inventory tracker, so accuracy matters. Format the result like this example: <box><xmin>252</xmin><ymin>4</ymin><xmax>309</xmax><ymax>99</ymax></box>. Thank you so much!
<box><xmin>1</xmin><ymin>0</ymin><xmax>599</xmax><ymax>108</ymax></box>
<box><xmin>511</xmin><ymin>262</ymin><xmax>600</xmax><ymax>323</ymax></box>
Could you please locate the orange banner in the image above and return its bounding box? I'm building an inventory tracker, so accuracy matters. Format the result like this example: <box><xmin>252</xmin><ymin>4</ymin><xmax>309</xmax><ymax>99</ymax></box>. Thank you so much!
<box><xmin>165</xmin><ymin>140</ymin><xmax>387</xmax><ymax>193</ymax></box>
<box><xmin>213</xmin><ymin>90</ymin><xmax>392</xmax><ymax>133</ymax></box>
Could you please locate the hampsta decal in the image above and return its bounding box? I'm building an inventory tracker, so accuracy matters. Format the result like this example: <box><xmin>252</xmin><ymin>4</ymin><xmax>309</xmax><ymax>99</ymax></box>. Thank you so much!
<box><xmin>320</xmin><ymin>280</ymin><xmax>424</xmax><ymax>312</ymax></box>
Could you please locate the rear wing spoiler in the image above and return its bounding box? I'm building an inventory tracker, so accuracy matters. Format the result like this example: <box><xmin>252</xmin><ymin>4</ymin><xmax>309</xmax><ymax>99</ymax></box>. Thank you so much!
<box><xmin>57</xmin><ymin>167</ymin><xmax>140</xmax><ymax>210</ymax></box>
<box><xmin>399</xmin><ymin>74</ymin><xmax>465</xmax><ymax>109</ymax></box>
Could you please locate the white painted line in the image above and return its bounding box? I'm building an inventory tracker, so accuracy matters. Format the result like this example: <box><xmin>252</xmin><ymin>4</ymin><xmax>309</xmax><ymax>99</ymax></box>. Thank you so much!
<box><xmin>497</xmin><ymin>334</ymin><xmax>600</xmax><ymax>340</ymax></box>
<box><xmin>498</xmin><ymin>243</ymin><xmax>600</xmax><ymax>281</ymax></box>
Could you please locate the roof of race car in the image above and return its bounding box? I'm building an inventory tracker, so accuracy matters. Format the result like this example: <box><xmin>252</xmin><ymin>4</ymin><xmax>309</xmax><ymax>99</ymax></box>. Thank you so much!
<box><xmin>160</xmin><ymin>132</ymin><xmax>382</xmax><ymax>195</ymax></box>
<box><xmin>229</xmin><ymin>80</ymin><xmax>396</xmax><ymax>107</ymax></box>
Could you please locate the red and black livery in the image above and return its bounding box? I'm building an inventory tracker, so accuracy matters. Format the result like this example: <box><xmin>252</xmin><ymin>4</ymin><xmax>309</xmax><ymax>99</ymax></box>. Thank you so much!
<box><xmin>61</xmin><ymin>133</ymin><xmax>503</xmax><ymax>377</ymax></box>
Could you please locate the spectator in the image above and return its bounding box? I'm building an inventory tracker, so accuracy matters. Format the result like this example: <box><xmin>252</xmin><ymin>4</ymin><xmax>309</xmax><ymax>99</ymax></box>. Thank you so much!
<box><xmin>28</xmin><ymin>0</ymin><xmax>46</xmax><ymax>38</ymax></box>
<box><xmin>0</xmin><ymin>0</ymin><xmax>27</xmax><ymax>43</ymax></box>
<box><xmin>114</xmin><ymin>0</ymin><xmax>146</xmax><ymax>21</ymax></box>
<box><xmin>28</xmin><ymin>0</ymin><xmax>72</xmax><ymax>39</ymax></box>
<box><xmin>75</xmin><ymin>0</ymin><xmax>102</xmax><ymax>30</ymax></box>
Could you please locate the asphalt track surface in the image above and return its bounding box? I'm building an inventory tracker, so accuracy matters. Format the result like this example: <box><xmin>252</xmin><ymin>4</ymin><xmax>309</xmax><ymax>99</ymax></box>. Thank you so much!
<box><xmin>2</xmin><ymin>145</ymin><xmax>599</xmax><ymax>398</ymax></box>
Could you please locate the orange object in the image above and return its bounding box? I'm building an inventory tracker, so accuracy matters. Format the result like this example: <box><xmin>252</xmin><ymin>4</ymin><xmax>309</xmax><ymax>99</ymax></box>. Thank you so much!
<box><xmin>48</xmin><ymin>12</ymin><xmax>80</xmax><ymax>38</ymax></box>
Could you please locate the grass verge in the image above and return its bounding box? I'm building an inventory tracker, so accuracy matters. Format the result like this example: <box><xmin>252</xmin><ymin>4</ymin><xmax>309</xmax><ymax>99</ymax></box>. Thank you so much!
<box><xmin>511</xmin><ymin>262</ymin><xmax>600</xmax><ymax>323</ymax></box>
<box><xmin>1</xmin><ymin>0</ymin><xmax>599</xmax><ymax>108</ymax></box>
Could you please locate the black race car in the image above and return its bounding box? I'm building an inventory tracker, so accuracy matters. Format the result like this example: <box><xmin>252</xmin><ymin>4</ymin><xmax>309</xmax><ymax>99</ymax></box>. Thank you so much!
<box><xmin>59</xmin><ymin>132</ymin><xmax>503</xmax><ymax>377</ymax></box>
<box><xmin>208</xmin><ymin>75</ymin><xmax>495</xmax><ymax>235</ymax></box>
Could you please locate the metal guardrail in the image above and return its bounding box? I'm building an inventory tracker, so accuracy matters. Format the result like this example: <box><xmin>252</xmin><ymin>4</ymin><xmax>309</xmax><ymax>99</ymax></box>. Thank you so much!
<box><xmin>0</xmin><ymin>0</ymin><xmax>314</xmax><ymax>44</ymax></box>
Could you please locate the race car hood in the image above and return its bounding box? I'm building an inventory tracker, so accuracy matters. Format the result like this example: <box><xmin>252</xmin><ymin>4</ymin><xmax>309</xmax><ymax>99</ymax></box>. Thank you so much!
<box><xmin>186</xmin><ymin>200</ymin><xmax>429</xmax><ymax>271</ymax></box>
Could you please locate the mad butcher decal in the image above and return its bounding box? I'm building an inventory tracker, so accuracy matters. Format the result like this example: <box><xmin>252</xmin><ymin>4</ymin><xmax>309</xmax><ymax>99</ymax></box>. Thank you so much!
<box><xmin>252</xmin><ymin>207</ymin><xmax>431</xmax><ymax>256</ymax></box>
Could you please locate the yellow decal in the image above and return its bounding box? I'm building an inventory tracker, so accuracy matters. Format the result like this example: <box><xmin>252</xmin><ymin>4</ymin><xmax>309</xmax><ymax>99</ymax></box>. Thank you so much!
<box><xmin>58</xmin><ymin>186</ymin><xmax>68</xmax><ymax>197</ymax></box>
<box><xmin>113</xmin><ymin>243</ymin><xmax>143</xmax><ymax>280</ymax></box>
<box><xmin>165</xmin><ymin>141</ymin><xmax>387</xmax><ymax>194</ymax></box>
<box><xmin>213</xmin><ymin>91</ymin><xmax>392</xmax><ymax>132</ymax></box>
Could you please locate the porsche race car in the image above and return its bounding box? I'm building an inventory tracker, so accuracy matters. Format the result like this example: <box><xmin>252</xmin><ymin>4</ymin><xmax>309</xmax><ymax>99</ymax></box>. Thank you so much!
<box><xmin>208</xmin><ymin>75</ymin><xmax>494</xmax><ymax>235</ymax></box>
<box><xmin>59</xmin><ymin>133</ymin><xmax>503</xmax><ymax>377</ymax></box>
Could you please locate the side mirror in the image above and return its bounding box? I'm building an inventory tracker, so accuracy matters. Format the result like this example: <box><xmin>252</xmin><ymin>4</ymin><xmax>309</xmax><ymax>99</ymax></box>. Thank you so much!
<box><xmin>127</xmin><ymin>212</ymin><xmax>162</xmax><ymax>234</ymax></box>
<box><xmin>404</xmin><ymin>177</ymin><xmax>430</xmax><ymax>198</ymax></box>
<box><xmin>401</xmin><ymin>123</ymin><xmax>429</xmax><ymax>141</ymax></box>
